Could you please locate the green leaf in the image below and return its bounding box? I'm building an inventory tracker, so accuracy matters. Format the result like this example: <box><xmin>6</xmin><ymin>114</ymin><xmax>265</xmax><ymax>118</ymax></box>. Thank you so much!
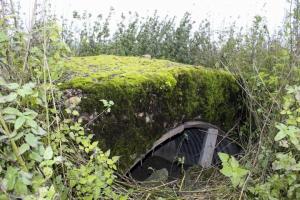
<box><xmin>105</xmin><ymin>150</ymin><xmax>111</xmax><ymax>157</ymax></box>
<box><xmin>8</xmin><ymin>131</ymin><xmax>17</xmax><ymax>139</ymax></box>
<box><xmin>87</xmin><ymin>175</ymin><xmax>96</xmax><ymax>183</ymax></box>
<box><xmin>275</xmin><ymin>123</ymin><xmax>288</xmax><ymax>141</ymax></box>
<box><xmin>0</xmin><ymin>194</ymin><xmax>8</xmax><ymax>200</ymax></box>
<box><xmin>2</xmin><ymin>107</ymin><xmax>22</xmax><ymax>116</ymax></box>
<box><xmin>230</xmin><ymin>169</ymin><xmax>248</xmax><ymax>187</ymax></box>
<box><xmin>0</xmin><ymin>135</ymin><xmax>8</xmax><ymax>141</ymax></box>
<box><xmin>44</xmin><ymin>146</ymin><xmax>53</xmax><ymax>160</ymax></box>
<box><xmin>26</xmin><ymin>119</ymin><xmax>38</xmax><ymax>129</ymax></box>
<box><xmin>53</xmin><ymin>156</ymin><xmax>63</xmax><ymax>163</ymax></box>
<box><xmin>108</xmin><ymin>100</ymin><xmax>114</xmax><ymax>105</ymax></box>
<box><xmin>14</xmin><ymin>116</ymin><xmax>26</xmax><ymax>130</ymax></box>
<box><xmin>12</xmin><ymin>132</ymin><xmax>25</xmax><ymax>141</ymax></box>
<box><xmin>19</xmin><ymin>143</ymin><xmax>30</xmax><ymax>155</ymax></box>
<box><xmin>219</xmin><ymin>153</ymin><xmax>249</xmax><ymax>188</ymax></box>
<box><xmin>17</xmin><ymin>82</ymin><xmax>35</xmax><ymax>97</ymax></box>
<box><xmin>31</xmin><ymin>174</ymin><xmax>44</xmax><ymax>189</ymax></box>
<box><xmin>111</xmin><ymin>156</ymin><xmax>120</xmax><ymax>163</ymax></box>
<box><xmin>100</xmin><ymin>99</ymin><xmax>108</xmax><ymax>106</ymax></box>
<box><xmin>107</xmin><ymin>159</ymin><xmax>114</xmax><ymax>165</ymax></box>
<box><xmin>65</xmin><ymin>108</ymin><xmax>71</xmax><ymax>114</ymax></box>
<box><xmin>5</xmin><ymin>83</ymin><xmax>20</xmax><ymax>90</ymax></box>
<box><xmin>218</xmin><ymin>152</ymin><xmax>229</xmax><ymax>163</ymax></box>
<box><xmin>39</xmin><ymin>144</ymin><xmax>45</xmax><ymax>155</ymax></box>
<box><xmin>272</xmin><ymin>153</ymin><xmax>300</xmax><ymax>171</ymax></box>
<box><xmin>230</xmin><ymin>156</ymin><xmax>240</xmax><ymax>168</ymax></box>
<box><xmin>23</xmin><ymin>82</ymin><xmax>36</xmax><ymax>89</ymax></box>
<box><xmin>40</xmin><ymin>159</ymin><xmax>55</xmax><ymax>167</ymax></box>
<box><xmin>5</xmin><ymin>167</ymin><xmax>18</xmax><ymax>190</ymax></box>
<box><xmin>29</xmin><ymin>151</ymin><xmax>42</xmax><ymax>162</ymax></box>
<box><xmin>72</xmin><ymin>110</ymin><xmax>79</xmax><ymax>116</ymax></box>
<box><xmin>31</xmin><ymin>127</ymin><xmax>46</xmax><ymax>136</ymax></box>
<box><xmin>25</xmin><ymin>133</ymin><xmax>39</xmax><ymax>148</ymax></box>
<box><xmin>20</xmin><ymin>171</ymin><xmax>32</xmax><ymax>185</ymax></box>
<box><xmin>15</xmin><ymin>178</ymin><xmax>28</xmax><ymax>195</ymax></box>
<box><xmin>23</xmin><ymin>109</ymin><xmax>38</xmax><ymax>118</ymax></box>
<box><xmin>0</xmin><ymin>31</ymin><xmax>8</xmax><ymax>43</ymax></box>
<box><xmin>0</xmin><ymin>92</ymin><xmax>17</xmax><ymax>103</ymax></box>
<box><xmin>106</xmin><ymin>178</ymin><xmax>113</xmax><ymax>185</ymax></box>
<box><xmin>3</xmin><ymin>114</ymin><xmax>16</xmax><ymax>122</ymax></box>
<box><xmin>43</xmin><ymin>167</ymin><xmax>53</xmax><ymax>179</ymax></box>
<box><xmin>46</xmin><ymin>185</ymin><xmax>56</xmax><ymax>199</ymax></box>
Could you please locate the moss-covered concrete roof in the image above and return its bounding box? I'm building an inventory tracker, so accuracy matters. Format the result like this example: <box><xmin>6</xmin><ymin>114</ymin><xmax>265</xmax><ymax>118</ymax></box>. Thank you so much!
<box><xmin>62</xmin><ymin>55</ymin><xmax>232</xmax><ymax>88</ymax></box>
<box><xmin>61</xmin><ymin>55</ymin><xmax>243</xmax><ymax>170</ymax></box>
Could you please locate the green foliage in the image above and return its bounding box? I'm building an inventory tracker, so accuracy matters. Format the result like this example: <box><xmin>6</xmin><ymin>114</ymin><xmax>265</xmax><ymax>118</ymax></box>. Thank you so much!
<box><xmin>246</xmin><ymin>86</ymin><xmax>300</xmax><ymax>199</ymax></box>
<box><xmin>0</xmin><ymin>76</ymin><xmax>125</xmax><ymax>199</ymax></box>
<box><xmin>100</xmin><ymin>99</ymin><xmax>114</xmax><ymax>113</ymax></box>
<box><xmin>219</xmin><ymin>153</ymin><xmax>249</xmax><ymax>188</ymax></box>
<box><xmin>3</xmin><ymin>0</ymin><xmax>300</xmax><ymax>199</ymax></box>
<box><xmin>0</xmin><ymin>4</ymin><xmax>126</xmax><ymax>196</ymax></box>
<box><xmin>67</xmin><ymin>150</ymin><xmax>119</xmax><ymax>199</ymax></box>
<box><xmin>61</xmin><ymin>10</ymin><xmax>218</xmax><ymax>67</ymax></box>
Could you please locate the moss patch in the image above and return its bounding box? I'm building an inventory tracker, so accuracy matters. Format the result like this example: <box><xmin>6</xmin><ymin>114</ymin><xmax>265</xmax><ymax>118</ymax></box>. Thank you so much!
<box><xmin>60</xmin><ymin>55</ymin><xmax>242</xmax><ymax>170</ymax></box>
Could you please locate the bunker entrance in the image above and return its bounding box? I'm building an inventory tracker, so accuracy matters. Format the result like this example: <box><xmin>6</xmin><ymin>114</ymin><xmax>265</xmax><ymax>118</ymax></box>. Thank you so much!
<box><xmin>126</xmin><ymin>121</ymin><xmax>242</xmax><ymax>182</ymax></box>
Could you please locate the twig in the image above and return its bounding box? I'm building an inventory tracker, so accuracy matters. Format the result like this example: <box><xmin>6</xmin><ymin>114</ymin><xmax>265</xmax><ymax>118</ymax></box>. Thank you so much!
<box><xmin>238</xmin><ymin>171</ymin><xmax>251</xmax><ymax>200</ymax></box>
<box><xmin>0</xmin><ymin>112</ymin><xmax>28</xmax><ymax>172</ymax></box>
<box><xmin>84</xmin><ymin>108</ymin><xmax>109</xmax><ymax>127</ymax></box>
<box><xmin>22</xmin><ymin>0</ymin><xmax>37</xmax><ymax>72</ymax></box>
<box><xmin>178</xmin><ymin>187</ymin><xmax>218</xmax><ymax>193</ymax></box>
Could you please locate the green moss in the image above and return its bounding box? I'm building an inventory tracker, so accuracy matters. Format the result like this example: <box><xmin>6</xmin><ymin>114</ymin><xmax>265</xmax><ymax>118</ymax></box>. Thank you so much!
<box><xmin>60</xmin><ymin>55</ymin><xmax>242</xmax><ymax>170</ymax></box>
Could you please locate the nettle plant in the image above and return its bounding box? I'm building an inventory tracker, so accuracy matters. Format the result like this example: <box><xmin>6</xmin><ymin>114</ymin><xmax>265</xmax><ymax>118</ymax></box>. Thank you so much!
<box><xmin>248</xmin><ymin>85</ymin><xmax>300</xmax><ymax>199</ymax></box>
<box><xmin>218</xmin><ymin>153</ymin><xmax>249</xmax><ymax>188</ymax></box>
<box><xmin>0</xmin><ymin>78</ymin><xmax>124</xmax><ymax>199</ymax></box>
<box><xmin>219</xmin><ymin>86</ymin><xmax>300</xmax><ymax>199</ymax></box>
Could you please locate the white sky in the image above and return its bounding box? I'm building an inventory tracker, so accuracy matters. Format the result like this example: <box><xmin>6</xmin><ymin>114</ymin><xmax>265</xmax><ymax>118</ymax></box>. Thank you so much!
<box><xmin>21</xmin><ymin>0</ymin><xmax>288</xmax><ymax>32</ymax></box>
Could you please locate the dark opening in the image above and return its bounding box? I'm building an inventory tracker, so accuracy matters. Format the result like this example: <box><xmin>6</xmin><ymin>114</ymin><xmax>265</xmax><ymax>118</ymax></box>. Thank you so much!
<box><xmin>127</xmin><ymin>126</ymin><xmax>242</xmax><ymax>181</ymax></box>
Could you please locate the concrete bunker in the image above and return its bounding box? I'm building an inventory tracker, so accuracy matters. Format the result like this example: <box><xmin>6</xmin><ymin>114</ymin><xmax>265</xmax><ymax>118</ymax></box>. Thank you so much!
<box><xmin>60</xmin><ymin>55</ymin><xmax>244</xmax><ymax>170</ymax></box>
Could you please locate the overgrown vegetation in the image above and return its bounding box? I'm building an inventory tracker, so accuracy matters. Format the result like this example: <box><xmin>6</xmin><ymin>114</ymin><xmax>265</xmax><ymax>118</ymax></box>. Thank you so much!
<box><xmin>0</xmin><ymin>1</ymin><xmax>125</xmax><ymax>199</ymax></box>
<box><xmin>1</xmin><ymin>0</ymin><xmax>300</xmax><ymax>199</ymax></box>
<box><xmin>0</xmin><ymin>79</ymin><xmax>125</xmax><ymax>199</ymax></box>
<box><xmin>62</xmin><ymin>10</ymin><xmax>218</xmax><ymax>67</ymax></box>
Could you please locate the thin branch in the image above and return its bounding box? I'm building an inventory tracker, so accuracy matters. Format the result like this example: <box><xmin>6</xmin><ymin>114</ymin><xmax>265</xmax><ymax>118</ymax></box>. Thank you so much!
<box><xmin>0</xmin><ymin>112</ymin><xmax>28</xmax><ymax>172</ymax></box>
<box><xmin>22</xmin><ymin>0</ymin><xmax>37</xmax><ymax>72</ymax></box>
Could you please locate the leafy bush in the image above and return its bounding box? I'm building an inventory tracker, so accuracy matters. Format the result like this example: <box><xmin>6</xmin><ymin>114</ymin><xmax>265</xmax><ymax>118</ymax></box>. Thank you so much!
<box><xmin>247</xmin><ymin>86</ymin><xmax>300</xmax><ymax>199</ymax></box>
<box><xmin>0</xmin><ymin>78</ymin><xmax>125</xmax><ymax>199</ymax></box>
